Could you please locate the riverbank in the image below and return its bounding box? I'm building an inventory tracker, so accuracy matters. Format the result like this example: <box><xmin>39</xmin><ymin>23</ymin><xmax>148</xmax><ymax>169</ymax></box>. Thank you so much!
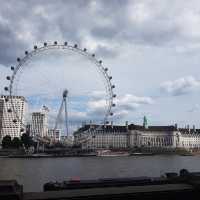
<box><xmin>0</xmin><ymin>147</ymin><xmax>195</xmax><ymax>158</ymax></box>
<box><xmin>0</xmin><ymin>152</ymin><xmax>194</xmax><ymax>158</ymax></box>
<box><xmin>0</xmin><ymin>153</ymin><xmax>97</xmax><ymax>158</ymax></box>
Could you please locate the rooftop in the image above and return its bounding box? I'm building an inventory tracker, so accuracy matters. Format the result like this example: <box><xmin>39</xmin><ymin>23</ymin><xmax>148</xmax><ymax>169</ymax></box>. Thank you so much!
<box><xmin>75</xmin><ymin>123</ymin><xmax>200</xmax><ymax>135</ymax></box>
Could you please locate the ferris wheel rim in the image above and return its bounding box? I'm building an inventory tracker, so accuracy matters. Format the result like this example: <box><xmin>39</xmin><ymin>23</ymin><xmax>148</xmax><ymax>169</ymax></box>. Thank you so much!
<box><xmin>5</xmin><ymin>41</ymin><xmax>116</xmax><ymax>128</ymax></box>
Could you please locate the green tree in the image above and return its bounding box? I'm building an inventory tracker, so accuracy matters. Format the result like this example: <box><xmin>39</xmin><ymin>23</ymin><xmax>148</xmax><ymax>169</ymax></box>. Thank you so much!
<box><xmin>2</xmin><ymin>135</ymin><xmax>12</xmax><ymax>148</ymax></box>
<box><xmin>12</xmin><ymin>137</ymin><xmax>22</xmax><ymax>149</ymax></box>
<box><xmin>21</xmin><ymin>133</ymin><xmax>33</xmax><ymax>149</ymax></box>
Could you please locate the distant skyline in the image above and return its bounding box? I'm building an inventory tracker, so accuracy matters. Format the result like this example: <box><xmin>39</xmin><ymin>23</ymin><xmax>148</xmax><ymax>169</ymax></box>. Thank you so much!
<box><xmin>1</xmin><ymin>0</ymin><xmax>200</xmax><ymax>127</ymax></box>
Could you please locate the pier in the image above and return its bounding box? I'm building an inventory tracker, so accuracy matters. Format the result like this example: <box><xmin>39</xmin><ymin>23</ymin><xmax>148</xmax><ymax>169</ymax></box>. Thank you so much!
<box><xmin>2</xmin><ymin>169</ymin><xmax>200</xmax><ymax>200</ymax></box>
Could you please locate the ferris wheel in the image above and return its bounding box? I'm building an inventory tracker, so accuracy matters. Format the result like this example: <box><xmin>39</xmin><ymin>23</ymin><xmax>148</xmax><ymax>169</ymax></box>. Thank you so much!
<box><xmin>4</xmin><ymin>41</ymin><xmax>116</xmax><ymax>135</ymax></box>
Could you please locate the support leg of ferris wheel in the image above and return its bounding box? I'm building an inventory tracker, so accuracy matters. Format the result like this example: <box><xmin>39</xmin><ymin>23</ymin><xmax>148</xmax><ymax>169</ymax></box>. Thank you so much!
<box><xmin>63</xmin><ymin>90</ymin><xmax>69</xmax><ymax>137</ymax></box>
<box><xmin>54</xmin><ymin>89</ymin><xmax>69</xmax><ymax>140</ymax></box>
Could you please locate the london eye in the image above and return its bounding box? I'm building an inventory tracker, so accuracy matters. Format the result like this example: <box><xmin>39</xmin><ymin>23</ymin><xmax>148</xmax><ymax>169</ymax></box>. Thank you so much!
<box><xmin>4</xmin><ymin>41</ymin><xmax>116</xmax><ymax>137</ymax></box>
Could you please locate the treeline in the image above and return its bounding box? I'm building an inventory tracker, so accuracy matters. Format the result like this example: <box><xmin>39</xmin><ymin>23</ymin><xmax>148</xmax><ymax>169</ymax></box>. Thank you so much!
<box><xmin>1</xmin><ymin>133</ymin><xmax>34</xmax><ymax>149</ymax></box>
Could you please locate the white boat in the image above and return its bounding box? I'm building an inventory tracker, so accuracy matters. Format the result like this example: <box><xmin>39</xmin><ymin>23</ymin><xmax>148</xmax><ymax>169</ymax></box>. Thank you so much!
<box><xmin>97</xmin><ymin>150</ymin><xmax>130</xmax><ymax>157</ymax></box>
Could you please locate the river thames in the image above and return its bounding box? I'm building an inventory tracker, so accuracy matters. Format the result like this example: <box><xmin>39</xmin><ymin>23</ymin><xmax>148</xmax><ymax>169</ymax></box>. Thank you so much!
<box><xmin>1</xmin><ymin>155</ymin><xmax>200</xmax><ymax>192</ymax></box>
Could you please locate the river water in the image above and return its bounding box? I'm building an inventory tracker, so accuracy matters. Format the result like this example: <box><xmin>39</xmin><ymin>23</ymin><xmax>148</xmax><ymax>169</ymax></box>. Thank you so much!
<box><xmin>0</xmin><ymin>155</ymin><xmax>200</xmax><ymax>192</ymax></box>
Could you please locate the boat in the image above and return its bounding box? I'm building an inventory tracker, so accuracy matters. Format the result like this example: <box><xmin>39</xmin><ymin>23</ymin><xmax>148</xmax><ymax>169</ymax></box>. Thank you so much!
<box><xmin>43</xmin><ymin>169</ymin><xmax>196</xmax><ymax>192</ymax></box>
<box><xmin>97</xmin><ymin>150</ymin><xmax>130</xmax><ymax>157</ymax></box>
<box><xmin>179</xmin><ymin>153</ymin><xmax>193</xmax><ymax>156</ymax></box>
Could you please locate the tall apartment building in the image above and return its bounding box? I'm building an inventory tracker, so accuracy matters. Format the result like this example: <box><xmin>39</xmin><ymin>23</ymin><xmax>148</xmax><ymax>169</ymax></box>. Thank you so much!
<box><xmin>0</xmin><ymin>95</ymin><xmax>27</xmax><ymax>139</ymax></box>
<box><xmin>31</xmin><ymin>110</ymin><xmax>48</xmax><ymax>137</ymax></box>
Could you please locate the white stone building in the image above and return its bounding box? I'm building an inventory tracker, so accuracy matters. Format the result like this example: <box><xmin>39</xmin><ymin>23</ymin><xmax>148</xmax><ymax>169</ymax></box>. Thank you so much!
<box><xmin>0</xmin><ymin>95</ymin><xmax>27</xmax><ymax>139</ymax></box>
<box><xmin>178</xmin><ymin>127</ymin><xmax>200</xmax><ymax>149</ymax></box>
<box><xmin>74</xmin><ymin>122</ymin><xmax>200</xmax><ymax>150</ymax></box>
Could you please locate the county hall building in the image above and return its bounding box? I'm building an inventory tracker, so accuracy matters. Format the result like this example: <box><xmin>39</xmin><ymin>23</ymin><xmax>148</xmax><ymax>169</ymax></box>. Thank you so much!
<box><xmin>74</xmin><ymin>117</ymin><xmax>200</xmax><ymax>151</ymax></box>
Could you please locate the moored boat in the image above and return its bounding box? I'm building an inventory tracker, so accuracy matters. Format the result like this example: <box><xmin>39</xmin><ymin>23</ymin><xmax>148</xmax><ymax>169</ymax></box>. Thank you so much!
<box><xmin>97</xmin><ymin>150</ymin><xmax>130</xmax><ymax>157</ymax></box>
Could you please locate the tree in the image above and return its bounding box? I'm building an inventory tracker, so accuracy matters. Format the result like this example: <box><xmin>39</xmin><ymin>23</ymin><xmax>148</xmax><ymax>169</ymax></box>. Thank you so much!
<box><xmin>12</xmin><ymin>137</ymin><xmax>22</xmax><ymax>149</ymax></box>
<box><xmin>21</xmin><ymin>133</ymin><xmax>33</xmax><ymax>149</ymax></box>
<box><xmin>2</xmin><ymin>135</ymin><xmax>12</xmax><ymax>148</ymax></box>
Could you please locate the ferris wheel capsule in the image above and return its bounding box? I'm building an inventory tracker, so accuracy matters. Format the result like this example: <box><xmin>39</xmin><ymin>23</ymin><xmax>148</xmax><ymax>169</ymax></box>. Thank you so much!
<box><xmin>112</xmin><ymin>85</ymin><xmax>115</xmax><ymax>89</ymax></box>
<box><xmin>6</xmin><ymin>76</ymin><xmax>10</xmax><ymax>80</ymax></box>
<box><xmin>11</xmin><ymin>66</ymin><xmax>15</xmax><ymax>70</ymax></box>
<box><xmin>17</xmin><ymin>57</ymin><xmax>21</xmax><ymax>62</ymax></box>
<box><xmin>109</xmin><ymin>76</ymin><xmax>112</xmax><ymax>80</ymax></box>
<box><xmin>74</xmin><ymin>44</ymin><xmax>78</xmax><ymax>48</ymax></box>
<box><xmin>44</xmin><ymin>42</ymin><xmax>47</xmax><ymax>47</ymax></box>
<box><xmin>64</xmin><ymin>42</ymin><xmax>68</xmax><ymax>46</ymax></box>
<box><xmin>4</xmin><ymin>87</ymin><xmax>9</xmax><ymax>91</ymax></box>
<box><xmin>110</xmin><ymin>112</ymin><xmax>113</xmax><ymax>116</ymax></box>
<box><xmin>104</xmin><ymin>68</ymin><xmax>108</xmax><ymax>72</ymax></box>
<box><xmin>112</xmin><ymin>103</ymin><xmax>116</xmax><ymax>107</ymax></box>
<box><xmin>34</xmin><ymin>45</ymin><xmax>37</xmax><ymax>50</ymax></box>
<box><xmin>113</xmin><ymin>94</ymin><xmax>116</xmax><ymax>98</ymax></box>
<box><xmin>25</xmin><ymin>51</ymin><xmax>28</xmax><ymax>55</ymax></box>
<box><xmin>99</xmin><ymin>60</ymin><xmax>102</xmax><ymax>64</ymax></box>
<box><xmin>54</xmin><ymin>41</ymin><xmax>57</xmax><ymax>45</ymax></box>
<box><xmin>83</xmin><ymin>48</ymin><xmax>87</xmax><ymax>52</ymax></box>
<box><xmin>92</xmin><ymin>54</ymin><xmax>95</xmax><ymax>57</ymax></box>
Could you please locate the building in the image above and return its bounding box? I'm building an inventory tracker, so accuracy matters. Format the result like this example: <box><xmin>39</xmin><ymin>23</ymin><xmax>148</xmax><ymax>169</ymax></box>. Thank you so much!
<box><xmin>74</xmin><ymin>119</ymin><xmax>200</xmax><ymax>151</ymax></box>
<box><xmin>60</xmin><ymin>135</ymin><xmax>73</xmax><ymax>145</ymax></box>
<box><xmin>0</xmin><ymin>95</ymin><xmax>27</xmax><ymax>139</ymax></box>
<box><xmin>48</xmin><ymin>129</ymin><xmax>61</xmax><ymax>141</ymax></box>
<box><xmin>30</xmin><ymin>111</ymin><xmax>48</xmax><ymax>137</ymax></box>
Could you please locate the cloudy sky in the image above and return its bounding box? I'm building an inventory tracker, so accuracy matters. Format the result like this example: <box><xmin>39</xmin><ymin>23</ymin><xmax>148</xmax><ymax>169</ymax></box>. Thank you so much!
<box><xmin>1</xmin><ymin>0</ymin><xmax>200</xmax><ymax>128</ymax></box>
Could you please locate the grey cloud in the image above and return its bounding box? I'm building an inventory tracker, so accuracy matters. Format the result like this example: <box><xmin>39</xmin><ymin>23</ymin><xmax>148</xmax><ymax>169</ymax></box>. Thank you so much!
<box><xmin>160</xmin><ymin>76</ymin><xmax>200</xmax><ymax>96</ymax></box>
<box><xmin>87</xmin><ymin>94</ymin><xmax>154</xmax><ymax>121</ymax></box>
<box><xmin>95</xmin><ymin>45</ymin><xmax>118</xmax><ymax>58</ymax></box>
<box><xmin>121</xmin><ymin>25</ymin><xmax>179</xmax><ymax>47</ymax></box>
<box><xmin>91</xmin><ymin>26</ymin><xmax>119</xmax><ymax>40</ymax></box>
<box><xmin>0</xmin><ymin>0</ymin><xmax>90</xmax><ymax>65</ymax></box>
<box><xmin>1</xmin><ymin>0</ymin><xmax>200</xmax><ymax>66</ymax></box>
<box><xmin>0</xmin><ymin>24</ymin><xmax>27</xmax><ymax>65</ymax></box>
<box><xmin>115</xmin><ymin>94</ymin><xmax>154</xmax><ymax>111</ymax></box>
